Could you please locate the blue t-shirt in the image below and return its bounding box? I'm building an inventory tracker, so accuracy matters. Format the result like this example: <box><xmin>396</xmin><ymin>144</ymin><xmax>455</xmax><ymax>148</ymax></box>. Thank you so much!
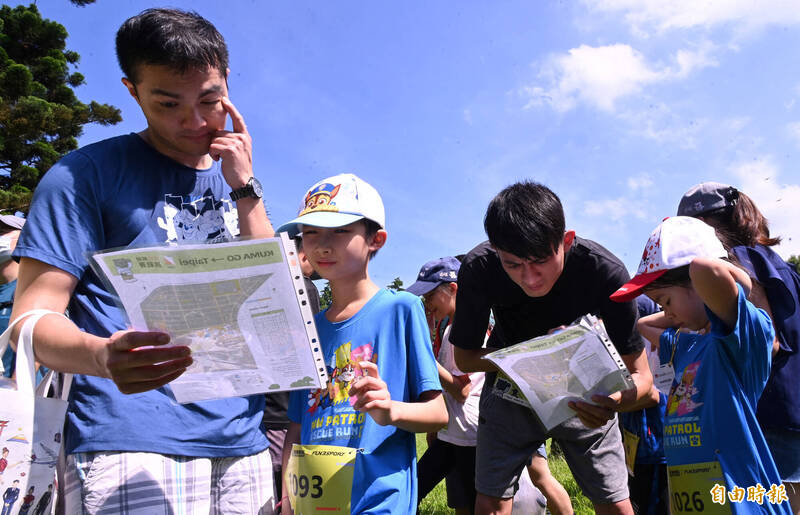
<box><xmin>288</xmin><ymin>289</ymin><xmax>441</xmax><ymax>514</ymax></box>
<box><xmin>14</xmin><ymin>134</ymin><xmax>267</xmax><ymax>457</ymax></box>
<box><xmin>621</xmin><ymin>295</ymin><xmax>667</xmax><ymax>465</ymax></box>
<box><xmin>658</xmin><ymin>286</ymin><xmax>789</xmax><ymax>514</ymax></box>
<box><xmin>732</xmin><ymin>244</ymin><xmax>800</xmax><ymax>431</ymax></box>
<box><xmin>0</xmin><ymin>280</ymin><xmax>16</xmax><ymax>377</ymax></box>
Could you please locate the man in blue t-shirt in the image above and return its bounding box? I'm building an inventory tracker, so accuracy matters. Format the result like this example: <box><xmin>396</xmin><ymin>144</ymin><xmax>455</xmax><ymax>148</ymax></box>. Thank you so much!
<box><xmin>10</xmin><ymin>9</ymin><xmax>274</xmax><ymax>514</ymax></box>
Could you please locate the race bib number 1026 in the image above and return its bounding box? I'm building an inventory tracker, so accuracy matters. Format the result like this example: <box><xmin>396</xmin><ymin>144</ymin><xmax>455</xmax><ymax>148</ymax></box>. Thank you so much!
<box><xmin>667</xmin><ymin>461</ymin><xmax>730</xmax><ymax>514</ymax></box>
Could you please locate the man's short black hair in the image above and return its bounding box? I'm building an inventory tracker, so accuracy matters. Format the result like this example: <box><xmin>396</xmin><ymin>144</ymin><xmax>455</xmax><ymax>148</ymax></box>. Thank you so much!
<box><xmin>116</xmin><ymin>8</ymin><xmax>229</xmax><ymax>83</ymax></box>
<box><xmin>484</xmin><ymin>181</ymin><xmax>565</xmax><ymax>260</ymax></box>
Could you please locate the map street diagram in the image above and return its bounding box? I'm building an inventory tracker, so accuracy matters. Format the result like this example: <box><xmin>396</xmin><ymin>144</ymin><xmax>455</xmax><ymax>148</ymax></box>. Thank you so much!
<box><xmin>484</xmin><ymin>315</ymin><xmax>634</xmax><ymax>430</ymax></box>
<box><xmin>91</xmin><ymin>236</ymin><xmax>328</xmax><ymax>403</ymax></box>
<box><xmin>144</xmin><ymin>276</ymin><xmax>269</xmax><ymax>374</ymax></box>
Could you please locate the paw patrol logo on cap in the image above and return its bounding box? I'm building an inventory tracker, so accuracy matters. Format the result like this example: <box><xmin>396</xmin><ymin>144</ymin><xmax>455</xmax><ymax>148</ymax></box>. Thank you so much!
<box><xmin>300</xmin><ymin>182</ymin><xmax>342</xmax><ymax>216</ymax></box>
<box><xmin>275</xmin><ymin>173</ymin><xmax>385</xmax><ymax>237</ymax></box>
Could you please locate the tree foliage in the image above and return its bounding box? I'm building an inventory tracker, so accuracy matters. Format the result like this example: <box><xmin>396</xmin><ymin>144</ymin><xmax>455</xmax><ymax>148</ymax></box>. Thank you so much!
<box><xmin>788</xmin><ymin>255</ymin><xmax>800</xmax><ymax>273</ymax></box>
<box><xmin>319</xmin><ymin>282</ymin><xmax>332</xmax><ymax>310</ymax></box>
<box><xmin>387</xmin><ymin>277</ymin><xmax>404</xmax><ymax>291</ymax></box>
<box><xmin>0</xmin><ymin>4</ymin><xmax>120</xmax><ymax>212</ymax></box>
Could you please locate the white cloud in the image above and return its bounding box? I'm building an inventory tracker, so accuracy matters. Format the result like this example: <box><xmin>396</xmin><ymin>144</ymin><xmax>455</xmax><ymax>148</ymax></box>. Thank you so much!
<box><xmin>722</xmin><ymin>117</ymin><xmax>750</xmax><ymax>132</ymax></box>
<box><xmin>523</xmin><ymin>43</ymin><xmax>717</xmax><ymax>113</ymax></box>
<box><xmin>673</xmin><ymin>41</ymin><xmax>718</xmax><ymax>78</ymax></box>
<box><xmin>583</xmin><ymin>173</ymin><xmax>658</xmax><ymax>221</ymax></box>
<box><xmin>787</xmin><ymin>121</ymin><xmax>800</xmax><ymax>147</ymax></box>
<box><xmin>731</xmin><ymin>157</ymin><xmax>800</xmax><ymax>259</ymax></box>
<box><xmin>627</xmin><ymin>174</ymin><xmax>654</xmax><ymax>191</ymax></box>
<box><xmin>524</xmin><ymin>44</ymin><xmax>659</xmax><ymax>112</ymax></box>
<box><xmin>586</xmin><ymin>0</ymin><xmax>800</xmax><ymax>34</ymax></box>
<box><xmin>584</xmin><ymin>197</ymin><xmax>646</xmax><ymax>222</ymax></box>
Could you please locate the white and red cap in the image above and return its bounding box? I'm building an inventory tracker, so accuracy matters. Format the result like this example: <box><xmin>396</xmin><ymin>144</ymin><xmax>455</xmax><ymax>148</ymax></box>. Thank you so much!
<box><xmin>277</xmin><ymin>173</ymin><xmax>385</xmax><ymax>237</ymax></box>
<box><xmin>610</xmin><ymin>216</ymin><xmax>727</xmax><ymax>302</ymax></box>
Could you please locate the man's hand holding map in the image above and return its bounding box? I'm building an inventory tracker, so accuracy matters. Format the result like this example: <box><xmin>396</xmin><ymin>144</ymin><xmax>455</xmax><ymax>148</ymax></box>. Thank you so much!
<box><xmin>90</xmin><ymin>234</ymin><xmax>328</xmax><ymax>403</ymax></box>
<box><xmin>483</xmin><ymin>315</ymin><xmax>633</xmax><ymax>430</ymax></box>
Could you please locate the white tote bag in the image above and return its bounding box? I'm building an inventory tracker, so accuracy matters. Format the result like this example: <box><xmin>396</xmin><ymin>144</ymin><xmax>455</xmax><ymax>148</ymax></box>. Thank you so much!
<box><xmin>0</xmin><ymin>310</ymin><xmax>69</xmax><ymax>515</ymax></box>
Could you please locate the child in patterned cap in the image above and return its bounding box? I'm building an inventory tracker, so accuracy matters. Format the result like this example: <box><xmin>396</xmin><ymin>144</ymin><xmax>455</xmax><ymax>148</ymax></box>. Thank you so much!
<box><xmin>277</xmin><ymin>173</ymin><xmax>447</xmax><ymax>514</ymax></box>
<box><xmin>611</xmin><ymin>216</ymin><xmax>790</xmax><ymax>514</ymax></box>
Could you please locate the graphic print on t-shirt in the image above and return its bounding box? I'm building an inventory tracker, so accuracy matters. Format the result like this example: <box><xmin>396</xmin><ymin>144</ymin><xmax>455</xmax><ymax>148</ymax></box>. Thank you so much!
<box><xmin>304</xmin><ymin>341</ymin><xmax>377</xmax><ymax>443</ymax></box>
<box><xmin>667</xmin><ymin>361</ymin><xmax>703</xmax><ymax>417</ymax></box>
<box><xmin>158</xmin><ymin>188</ymin><xmax>239</xmax><ymax>243</ymax></box>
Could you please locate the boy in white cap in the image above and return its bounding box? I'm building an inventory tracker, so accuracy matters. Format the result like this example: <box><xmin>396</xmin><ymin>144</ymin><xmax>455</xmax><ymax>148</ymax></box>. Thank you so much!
<box><xmin>278</xmin><ymin>173</ymin><xmax>447</xmax><ymax>514</ymax></box>
<box><xmin>612</xmin><ymin>216</ymin><xmax>790</xmax><ymax>514</ymax></box>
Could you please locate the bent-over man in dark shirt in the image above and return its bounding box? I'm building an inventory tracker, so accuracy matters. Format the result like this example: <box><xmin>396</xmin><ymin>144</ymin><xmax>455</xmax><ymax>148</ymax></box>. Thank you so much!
<box><xmin>451</xmin><ymin>181</ymin><xmax>657</xmax><ymax>515</ymax></box>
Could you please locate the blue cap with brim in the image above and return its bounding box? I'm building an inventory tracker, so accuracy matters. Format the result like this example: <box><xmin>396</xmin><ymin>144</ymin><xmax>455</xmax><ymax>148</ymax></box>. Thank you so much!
<box><xmin>406</xmin><ymin>256</ymin><xmax>461</xmax><ymax>296</ymax></box>
<box><xmin>0</xmin><ymin>215</ymin><xmax>25</xmax><ymax>230</ymax></box>
<box><xmin>405</xmin><ymin>280</ymin><xmax>441</xmax><ymax>296</ymax></box>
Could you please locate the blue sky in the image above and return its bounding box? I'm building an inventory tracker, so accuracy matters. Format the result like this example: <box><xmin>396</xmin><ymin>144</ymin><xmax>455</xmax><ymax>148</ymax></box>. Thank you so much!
<box><xmin>34</xmin><ymin>0</ymin><xmax>800</xmax><ymax>288</ymax></box>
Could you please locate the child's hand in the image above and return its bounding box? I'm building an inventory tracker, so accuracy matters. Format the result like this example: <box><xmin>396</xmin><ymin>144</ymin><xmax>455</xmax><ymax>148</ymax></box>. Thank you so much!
<box><xmin>637</xmin><ymin>312</ymin><xmax>674</xmax><ymax>351</ymax></box>
<box><xmin>349</xmin><ymin>361</ymin><xmax>395</xmax><ymax>426</ymax></box>
<box><xmin>275</xmin><ymin>497</ymin><xmax>293</xmax><ymax>515</ymax></box>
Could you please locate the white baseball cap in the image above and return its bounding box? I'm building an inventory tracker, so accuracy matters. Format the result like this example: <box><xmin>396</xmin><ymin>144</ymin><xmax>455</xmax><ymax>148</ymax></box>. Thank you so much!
<box><xmin>610</xmin><ymin>216</ymin><xmax>727</xmax><ymax>302</ymax></box>
<box><xmin>277</xmin><ymin>173</ymin><xmax>385</xmax><ymax>237</ymax></box>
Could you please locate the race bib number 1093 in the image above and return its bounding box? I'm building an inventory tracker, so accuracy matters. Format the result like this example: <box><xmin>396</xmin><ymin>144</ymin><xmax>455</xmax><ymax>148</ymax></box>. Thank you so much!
<box><xmin>286</xmin><ymin>444</ymin><xmax>358</xmax><ymax>514</ymax></box>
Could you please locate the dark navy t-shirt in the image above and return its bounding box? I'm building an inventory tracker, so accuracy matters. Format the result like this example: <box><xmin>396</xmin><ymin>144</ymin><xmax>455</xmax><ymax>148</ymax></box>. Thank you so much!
<box><xmin>15</xmin><ymin>134</ymin><xmax>267</xmax><ymax>457</ymax></box>
<box><xmin>732</xmin><ymin>244</ymin><xmax>800</xmax><ymax>431</ymax></box>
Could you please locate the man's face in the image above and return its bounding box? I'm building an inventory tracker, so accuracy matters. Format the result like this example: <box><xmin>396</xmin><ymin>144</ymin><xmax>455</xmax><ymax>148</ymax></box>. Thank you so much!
<box><xmin>496</xmin><ymin>231</ymin><xmax>574</xmax><ymax>298</ymax></box>
<box><xmin>123</xmin><ymin>64</ymin><xmax>228</xmax><ymax>168</ymax></box>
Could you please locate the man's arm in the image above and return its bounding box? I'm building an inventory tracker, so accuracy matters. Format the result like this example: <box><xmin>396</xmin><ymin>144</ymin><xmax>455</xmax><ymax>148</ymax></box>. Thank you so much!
<box><xmin>452</xmin><ymin>346</ymin><xmax>498</xmax><ymax>373</ymax></box>
<box><xmin>10</xmin><ymin>258</ymin><xmax>192</xmax><ymax>393</ymax></box>
<box><xmin>349</xmin><ymin>361</ymin><xmax>448</xmax><ymax>433</ymax></box>
<box><xmin>568</xmin><ymin>348</ymin><xmax>657</xmax><ymax>428</ymax></box>
<box><xmin>213</xmin><ymin>97</ymin><xmax>273</xmax><ymax>239</ymax></box>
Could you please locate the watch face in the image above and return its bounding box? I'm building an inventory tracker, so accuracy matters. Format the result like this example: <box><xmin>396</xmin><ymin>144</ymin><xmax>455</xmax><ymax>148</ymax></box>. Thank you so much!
<box><xmin>251</xmin><ymin>177</ymin><xmax>263</xmax><ymax>198</ymax></box>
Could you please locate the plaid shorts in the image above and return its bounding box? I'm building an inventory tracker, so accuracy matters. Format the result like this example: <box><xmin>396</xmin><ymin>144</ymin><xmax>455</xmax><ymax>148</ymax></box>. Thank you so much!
<box><xmin>63</xmin><ymin>449</ymin><xmax>274</xmax><ymax>515</ymax></box>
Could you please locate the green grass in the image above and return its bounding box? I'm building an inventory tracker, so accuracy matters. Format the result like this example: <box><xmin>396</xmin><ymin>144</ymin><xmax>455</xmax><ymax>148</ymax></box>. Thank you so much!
<box><xmin>416</xmin><ymin>435</ymin><xmax>595</xmax><ymax>514</ymax></box>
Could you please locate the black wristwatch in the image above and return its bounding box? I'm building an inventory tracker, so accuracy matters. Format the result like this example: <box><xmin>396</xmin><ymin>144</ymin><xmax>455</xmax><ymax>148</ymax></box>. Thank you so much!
<box><xmin>229</xmin><ymin>177</ymin><xmax>263</xmax><ymax>201</ymax></box>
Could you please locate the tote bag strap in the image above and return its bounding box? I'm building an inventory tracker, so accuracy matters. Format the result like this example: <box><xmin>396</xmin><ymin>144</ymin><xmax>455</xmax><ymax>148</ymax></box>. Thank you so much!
<box><xmin>0</xmin><ymin>309</ymin><xmax>68</xmax><ymax>396</ymax></box>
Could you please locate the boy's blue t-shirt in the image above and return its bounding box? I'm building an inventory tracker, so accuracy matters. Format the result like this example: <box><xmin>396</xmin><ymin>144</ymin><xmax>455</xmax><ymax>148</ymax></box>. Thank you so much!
<box><xmin>14</xmin><ymin>134</ymin><xmax>267</xmax><ymax>457</ymax></box>
<box><xmin>288</xmin><ymin>288</ymin><xmax>441</xmax><ymax>515</ymax></box>
<box><xmin>658</xmin><ymin>286</ymin><xmax>789</xmax><ymax>514</ymax></box>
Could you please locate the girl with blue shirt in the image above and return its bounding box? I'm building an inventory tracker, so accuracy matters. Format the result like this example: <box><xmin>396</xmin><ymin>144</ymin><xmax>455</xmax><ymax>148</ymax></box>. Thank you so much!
<box><xmin>611</xmin><ymin>216</ymin><xmax>790</xmax><ymax>514</ymax></box>
<box><xmin>678</xmin><ymin>182</ymin><xmax>800</xmax><ymax>513</ymax></box>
